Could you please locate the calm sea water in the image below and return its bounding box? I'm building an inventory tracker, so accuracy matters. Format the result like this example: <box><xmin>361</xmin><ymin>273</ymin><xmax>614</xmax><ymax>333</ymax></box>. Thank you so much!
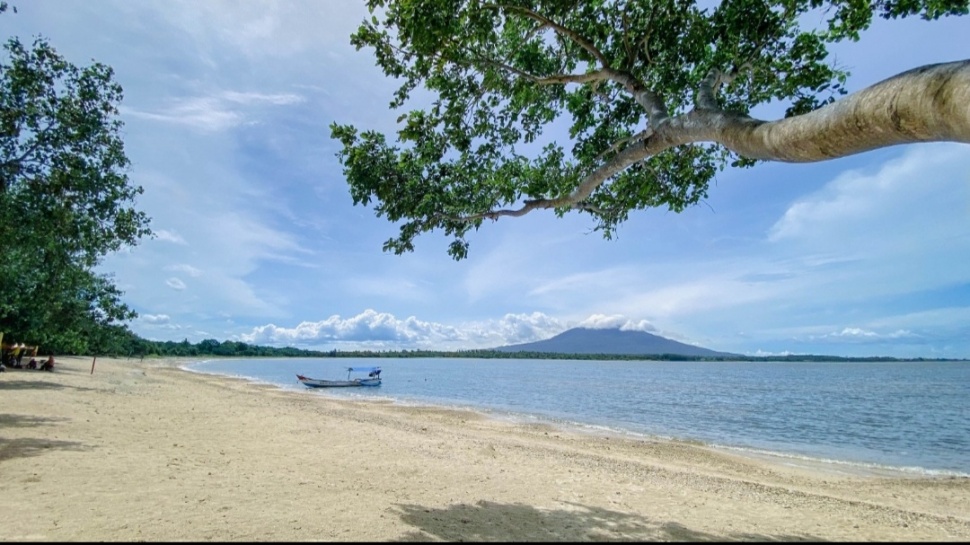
<box><xmin>186</xmin><ymin>358</ymin><xmax>970</xmax><ymax>476</ymax></box>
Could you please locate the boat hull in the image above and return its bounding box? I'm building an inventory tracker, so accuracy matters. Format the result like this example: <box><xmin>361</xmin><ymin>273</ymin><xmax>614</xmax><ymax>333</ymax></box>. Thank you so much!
<box><xmin>296</xmin><ymin>375</ymin><xmax>381</xmax><ymax>388</ymax></box>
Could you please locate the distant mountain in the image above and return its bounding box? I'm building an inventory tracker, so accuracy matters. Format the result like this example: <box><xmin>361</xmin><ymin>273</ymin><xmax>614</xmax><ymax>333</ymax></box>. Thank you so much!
<box><xmin>492</xmin><ymin>327</ymin><xmax>739</xmax><ymax>358</ymax></box>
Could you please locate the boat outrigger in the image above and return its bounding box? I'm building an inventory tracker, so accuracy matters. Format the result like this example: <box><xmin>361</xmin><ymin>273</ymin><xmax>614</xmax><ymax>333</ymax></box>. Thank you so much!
<box><xmin>296</xmin><ymin>366</ymin><xmax>382</xmax><ymax>388</ymax></box>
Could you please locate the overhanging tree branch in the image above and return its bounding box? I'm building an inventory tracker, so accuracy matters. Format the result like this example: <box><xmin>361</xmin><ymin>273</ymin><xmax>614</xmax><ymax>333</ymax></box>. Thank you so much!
<box><xmin>711</xmin><ymin>59</ymin><xmax>970</xmax><ymax>162</ymax></box>
<box><xmin>448</xmin><ymin>59</ymin><xmax>970</xmax><ymax>221</ymax></box>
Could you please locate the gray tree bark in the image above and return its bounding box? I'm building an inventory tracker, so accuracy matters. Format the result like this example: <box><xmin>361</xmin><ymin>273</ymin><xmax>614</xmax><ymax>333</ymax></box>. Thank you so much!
<box><xmin>705</xmin><ymin>60</ymin><xmax>970</xmax><ymax>162</ymax></box>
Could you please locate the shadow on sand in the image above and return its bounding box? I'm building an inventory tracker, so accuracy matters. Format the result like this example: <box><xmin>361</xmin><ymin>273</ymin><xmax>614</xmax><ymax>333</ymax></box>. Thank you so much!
<box><xmin>393</xmin><ymin>500</ymin><xmax>823</xmax><ymax>542</ymax></box>
<box><xmin>0</xmin><ymin>413</ymin><xmax>88</xmax><ymax>463</ymax></box>
<box><xmin>0</xmin><ymin>413</ymin><xmax>70</xmax><ymax>428</ymax></box>
<box><xmin>0</xmin><ymin>378</ymin><xmax>99</xmax><ymax>392</ymax></box>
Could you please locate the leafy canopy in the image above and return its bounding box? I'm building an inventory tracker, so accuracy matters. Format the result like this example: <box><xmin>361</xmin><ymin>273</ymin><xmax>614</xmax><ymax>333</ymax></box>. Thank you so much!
<box><xmin>0</xmin><ymin>18</ymin><xmax>152</xmax><ymax>353</ymax></box>
<box><xmin>331</xmin><ymin>0</ymin><xmax>967</xmax><ymax>259</ymax></box>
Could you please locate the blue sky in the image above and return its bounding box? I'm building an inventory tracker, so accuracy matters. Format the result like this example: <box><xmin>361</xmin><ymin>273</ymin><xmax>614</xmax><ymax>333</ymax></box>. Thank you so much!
<box><xmin>5</xmin><ymin>1</ymin><xmax>969</xmax><ymax>358</ymax></box>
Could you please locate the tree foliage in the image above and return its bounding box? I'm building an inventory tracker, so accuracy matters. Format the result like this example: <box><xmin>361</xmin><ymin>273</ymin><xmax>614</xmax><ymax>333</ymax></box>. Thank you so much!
<box><xmin>0</xmin><ymin>18</ymin><xmax>151</xmax><ymax>353</ymax></box>
<box><xmin>332</xmin><ymin>0</ymin><xmax>969</xmax><ymax>259</ymax></box>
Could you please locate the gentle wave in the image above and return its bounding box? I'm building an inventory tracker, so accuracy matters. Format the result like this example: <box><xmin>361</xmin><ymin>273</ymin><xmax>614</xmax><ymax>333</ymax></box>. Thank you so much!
<box><xmin>713</xmin><ymin>444</ymin><xmax>970</xmax><ymax>478</ymax></box>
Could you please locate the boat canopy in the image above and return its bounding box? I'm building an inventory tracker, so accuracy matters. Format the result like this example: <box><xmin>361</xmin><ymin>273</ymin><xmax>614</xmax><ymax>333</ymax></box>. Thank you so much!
<box><xmin>347</xmin><ymin>366</ymin><xmax>381</xmax><ymax>374</ymax></box>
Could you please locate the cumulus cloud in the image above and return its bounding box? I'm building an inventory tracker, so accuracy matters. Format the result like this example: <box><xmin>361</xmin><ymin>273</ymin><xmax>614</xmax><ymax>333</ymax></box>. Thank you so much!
<box><xmin>578</xmin><ymin>314</ymin><xmax>657</xmax><ymax>332</ymax></box>
<box><xmin>135</xmin><ymin>314</ymin><xmax>187</xmax><ymax>333</ymax></box>
<box><xmin>240</xmin><ymin>309</ymin><xmax>461</xmax><ymax>346</ymax></box>
<box><xmin>461</xmin><ymin>312</ymin><xmax>568</xmax><ymax>347</ymax></box>
<box><xmin>239</xmin><ymin>310</ymin><xmax>572</xmax><ymax>350</ymax></box>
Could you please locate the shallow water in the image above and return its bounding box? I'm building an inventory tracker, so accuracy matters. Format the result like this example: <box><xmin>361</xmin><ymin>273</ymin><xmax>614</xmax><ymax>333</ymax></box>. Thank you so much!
<box><xmin>187</xmin><ymin>357</ymin><xmax>970</xmax><ymax>476</ymax></box>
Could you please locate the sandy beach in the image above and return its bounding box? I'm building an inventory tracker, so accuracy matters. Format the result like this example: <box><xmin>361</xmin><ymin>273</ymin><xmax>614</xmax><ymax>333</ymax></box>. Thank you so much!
<box><xmin>1</xmin><ymin>356</ymin><xmax>968</xmax><ymax>541</ymax></box>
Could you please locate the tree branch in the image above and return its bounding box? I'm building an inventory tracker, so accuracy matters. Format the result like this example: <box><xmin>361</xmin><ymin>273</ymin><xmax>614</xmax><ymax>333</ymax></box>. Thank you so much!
<box><xmin>590</xmin><ymin>128</ymin><xmax>653</xmax><ymax>165</ymax></box>
<box><xmin>442</xmin><ymin>60</ymin><xmax>970</xmax><ymax>222</ymax></box>
<box><xmin>696</xmin><ymin>68</ymin><xmax>725</xmax><ymax>111</ymax></box>
<box><xmin>484</xmin><ymin>3</ymin><xmax>610</xmax><ymax>68</ymax></box>
<box><xmin>601</xmin><ymin>69</ymin><xmax>669</xmax><ymax>125</ymax></box>
<box><xmin>447</xmin><ymin>125</ymin><xmax>686</xmax><ymax>223</ymax></box>
<box><xmin>476</xmin><ymin>54</ymin><xmax>613</xmax><ymax>85</ymax></box>
<box><xmin>477</xmin><ymin>5</ymin><xmax>670</xmax><ymax>125</ymax></box>
<box><xmin>695</xmin><ymin>65</ymin><xmax>751</xmax><ymax>111</ymax></box>
<box><xmin>451</xmin><ymin>198</ymin><xmax>612</xmax><ymax>222</ymax></box>
<box><xmin>0</xmin><ymin>122</ymin><xmax>57</xmax><ymax>172</ymax></box>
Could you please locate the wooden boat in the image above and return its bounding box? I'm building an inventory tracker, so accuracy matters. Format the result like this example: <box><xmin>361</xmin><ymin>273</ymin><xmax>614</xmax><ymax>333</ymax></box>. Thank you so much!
<box><xmin>296</xmin><ymin>366</ymin><xmax>381</xmax><ymax>388</ymax></box>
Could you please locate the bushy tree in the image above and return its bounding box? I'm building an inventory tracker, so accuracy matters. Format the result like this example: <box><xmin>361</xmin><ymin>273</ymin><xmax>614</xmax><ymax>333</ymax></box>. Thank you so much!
<box><xmin>332</xmin><ymin>0</ymin><xmax>969</xmax><ymax>259</ymax></box>
<box><xmin>0</xmin><ymin>8</ymin><xmax>151</xmax><ymax>352</ymax></box>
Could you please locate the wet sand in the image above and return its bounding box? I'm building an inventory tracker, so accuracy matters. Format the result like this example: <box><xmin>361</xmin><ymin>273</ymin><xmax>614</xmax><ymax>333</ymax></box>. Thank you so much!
<box><xmin>1</xmin><ymin>356</ymin><xmax>968</xmax><ymax>541</ymax></box>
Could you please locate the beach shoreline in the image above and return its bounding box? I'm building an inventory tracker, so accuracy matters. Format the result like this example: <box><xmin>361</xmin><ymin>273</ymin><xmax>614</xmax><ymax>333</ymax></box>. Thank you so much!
<box><xmin>184</xmin><ymin>356</ymin><xmax>969</xmax><ymax>481</ymax></box>
<box><xmin>1</xmin><ymin>355</ymin><xmax>968</xmax><ymax>541</ymax></box>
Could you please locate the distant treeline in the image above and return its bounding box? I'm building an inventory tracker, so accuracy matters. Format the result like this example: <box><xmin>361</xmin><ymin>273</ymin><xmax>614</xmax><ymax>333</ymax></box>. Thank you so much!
<box><xmin>87</xmin><ymin>334</ymin><xmax>965</xmax><ymax>362</ymax></box>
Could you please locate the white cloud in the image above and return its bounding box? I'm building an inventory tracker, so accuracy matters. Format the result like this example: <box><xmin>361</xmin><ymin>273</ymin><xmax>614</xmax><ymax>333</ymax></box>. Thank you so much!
<box><xmin>577</xmin><ymin>314</ymin><xmax>657</xmax><ymax>332</ymax></box>
<box><xmin>165</xmin><ymin>264</ymin><xmax>203</xmax><ymax>277</ymax></box>
<box><xmin>122</xmin><ymin>90</ymin><xmax>305</xmax><ymax>132</ymax></box>
<box><xmin>156</xmin><ymin>0</ymin><xmax>368</xmax><ymax>59</ymax></box>
<box><xmin>620</xmin><ymin>319</ymin><xmax>658</xmax><ymax>332</ymax></box>
<box><xmin>240</xmin><ymin>309</ymin><xmax>460</xmax><ymax>346</ymax></box>
<box><xmin>154</xmin><ymin>229</ymin><xmax>187</xmax><ymax>244</ymax></box>
<box><xmin>222</xmin><ymin>91</ymin><xmax>304</xmax><ymax>105</ymax></box>
<box><xmin>468</xmin><ymin>312</ymin><xmax>567</xmax><ymax>345</ymax></box>
<box><xmin>817</xmin><ymin>327</ymin><xmax>917</xmax><ymax>341</ymax></box>
<box><xmin>122</xmin><ymin>98</ymin><xmax>242</xmax><ymax>132</ymax></box>
<box><xmin>239</xmin><ymin>309</ymin><xmax>572</xmax><ymax>350</ymax></box>
<box><xmin>528</xmin><ymin>267</ymin><xmax>633</xmax><ymax>298</ymax></box>
<box><xmin>754</xmin><ymin>143</ymin><xmax>970</xmax><ymax>307</ymax></box>
<box><xmin>612</xmin><ymin>275</ymin><xmax>772</xmax><ymax>320</ymax></box>
<box><xmin>768</xmin><ymin>144</ymin><xmax>970</xmax><ymax>253</ymax></box>
<box><xmin>207</xmin><ymin>210</ymin><xmax>312</xmax><ymax>263</ymax></box>
<box><xmin>139</xmin><ymin>314</ymin><xmax>171</xmax><ymax>324</ymax></box>
<box><xmin>165</xmin><ymin>278</ymin><xmax>186</xmax><ymax>291</ymax></box>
